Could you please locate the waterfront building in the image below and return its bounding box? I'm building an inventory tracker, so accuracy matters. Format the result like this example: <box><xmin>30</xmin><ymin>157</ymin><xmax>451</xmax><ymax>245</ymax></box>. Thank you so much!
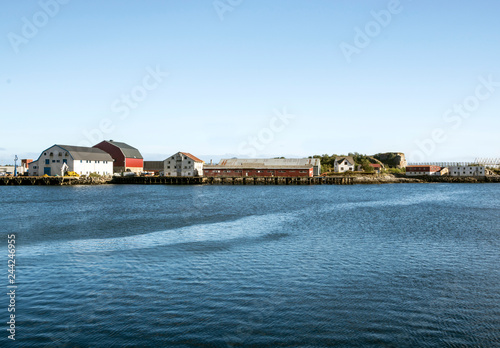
<box><xmin>369</xmin><ymin>163</ymin><xmax>382</xmax><ymax>173</ymax></box>
<box><xmin>164</xmin><ymin>152</ymin><xmax>204</xmax><ymax>177</ymax></box>
<box><xmin>206</xmin><ymin>158</ymin><xmax>320</xmax><ymax>177</ymax></box>
<box><xmin>448</xmin><ymin>166</ymin><xmax>486</xmax><ymax>177</ymax></box>
<box><xmin>334</xmin><ymin>156</ymin><xmax>355</xmax><ymax>173</ymax></box>
<box><xmin>406</xmin><ymin>165</ymin><xmax>443</xmax><ymax>176</ymax></box>
<box><xmin>204</xmin><ymin>165</ymin><xmax>313</xmax><ymax>177</ymax></box>
<box><xmin>144</xmin><ymin>161</ymin><xmax>164</xmax><ymax>175</ymax></box>
<box><xmin>29</xmin><ymin>145</ymin><xmax>113</xmax><ymax>176</ymax></box>
<box><xmin>93</xmin><ymin>140</ymin><xmax>143</xmax><ymax>174</ymax></box>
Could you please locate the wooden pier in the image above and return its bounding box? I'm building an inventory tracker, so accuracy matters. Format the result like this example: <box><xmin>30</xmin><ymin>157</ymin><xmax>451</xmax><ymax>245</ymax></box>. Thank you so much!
<box><xmin>0</xmin><ymin>175</ymin><xmax>353</xmax><ymax>186</ymax></box>
<box><xmin>205</xmin><ymin>176</ymin><xmax>354</xmax><ymax>185</ymax></box>
<box><xmin>112</xmin><ymin>176</ymin><xmax>206</xmax><ymax>185</ymax></box>
<box><xmin>0</xmin><ymin>176</ymin><xmax>82</xmax><ymax>186</ymax></box>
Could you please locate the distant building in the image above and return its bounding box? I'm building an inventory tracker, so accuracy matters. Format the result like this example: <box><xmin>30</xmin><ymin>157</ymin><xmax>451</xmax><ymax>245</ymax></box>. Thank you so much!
<box><xmin>448</xmin><ymin>166</ymin><xmax>486</xmax><ymax>177</ymax></box>
<box><xmin>0</xmin><ymin>166</ymin><xmax>16</xmax><ymax>176</ymax></box>
<box><xmin>0</xmin><ymin>160</ymin><xmax>31</xmax><ymax>176</ymax></box>
<box><xmin>406</xmin><ymin>165</ymin><xmax>443</xmax><ymax>176</ymax></box>
<box><xmin>369</xmin><ymin>163</ymin><xmax>382</xmax><ymax>173</ymax></box>
<box><xmin>334</xmin><ymin>156</ymin><xmax>355</xmax><ymax>173</ymax></box>
<box><xmin>29</xmin><ymin>145</ymin><xmax>113</xmax><ymax>176</ymax></box>
<box><xmin>93</xmin><ymin>140</ymin><xmax>143</xmax><ymax>173</ymax></box>
<box><xmin>164</xmin><ymin>152</ymin><xmax>204</xmax><ymax>177</ymax></box>
<box><xmin>204</xmin><ymin>164</ymin><xmax>313</xmax><ymax>177</ymax></box>
<box><xmin>207</xmin><ymin>158</ymin><xmax>320</xmax><ymax>177</ymax></box>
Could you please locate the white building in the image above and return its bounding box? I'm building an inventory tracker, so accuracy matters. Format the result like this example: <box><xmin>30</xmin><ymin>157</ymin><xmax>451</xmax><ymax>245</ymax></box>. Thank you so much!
<box><xmin>448</xmin><ymin>166</ymin><xmax>486</xmax><ymax>177</ymax></box>
<box><xmin>163</xmin><ymin>152</ymin><xmax>204</xmax><ymax>177</ymax></box>
<box><xmin>29</xmin><ymin>145</ymin><xmax>113</xmax><ymax>176</ymax></box>
<box><xmin>334</xmin><ymin>156</ymin><xmax>355</xmax><ymax>173</ymax></box>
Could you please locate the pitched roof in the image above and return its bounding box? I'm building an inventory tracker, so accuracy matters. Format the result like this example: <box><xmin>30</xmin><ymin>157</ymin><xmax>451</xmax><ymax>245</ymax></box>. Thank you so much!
<box><xmin>180</xmin><ymin>152</ymin><xmax>204</xmax><ymax>163</ymax></box>
<box><xmin>204</xmin><ymin>165</ymin><xmax>313</xmax><ymax>170</ymax></box>
<box><xmin>335</xmin><ymin>156</ymin><xmax>355</xmax><ymax>165</ymax></box>
<box><xmin>103</xmin><ymin>140</ymin><xmax>143</xmax><ymax>159</ymax></box>
<box><xmin>56</xmin><ymin>145</ymin><xmax>114</xmax><ymax>161</ymax></box>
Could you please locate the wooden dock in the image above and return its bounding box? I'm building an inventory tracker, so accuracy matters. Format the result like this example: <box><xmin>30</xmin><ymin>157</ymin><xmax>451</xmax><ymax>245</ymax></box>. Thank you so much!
<box><xmin>205</xmin><ymin>176</ymin><xmax>353</xmax><ymax>185</ymax></box>
<box><xmin>0</xmin><ymin>175</ymin><xmax>354</xmax><ymax>186</ymax></box>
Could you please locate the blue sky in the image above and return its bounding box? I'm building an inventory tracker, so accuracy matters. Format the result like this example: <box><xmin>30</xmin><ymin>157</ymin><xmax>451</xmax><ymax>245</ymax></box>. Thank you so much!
<box><xmin>1</xmin><ymin>0</ymin><xmax>499</xmax><ymax>164</ymax></box>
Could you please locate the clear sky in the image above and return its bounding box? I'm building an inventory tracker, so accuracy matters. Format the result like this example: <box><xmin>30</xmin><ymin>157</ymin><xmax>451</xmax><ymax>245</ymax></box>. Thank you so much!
<box><xmin>1</xmin><ymin>0</ymin><xmax>499</xmax><ymax>164</ymax></box>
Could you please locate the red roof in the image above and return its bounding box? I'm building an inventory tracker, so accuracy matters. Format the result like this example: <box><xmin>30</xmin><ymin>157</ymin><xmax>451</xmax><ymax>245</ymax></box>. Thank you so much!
<box><xmin>180</xmin><ymin>152</ymin><xmax>204</xmax><ymax>163</ymax></box>
<box><xmin>369</xmin><ymin>163</ymin><xmax>381</xmax><ymax>168</ymax></box>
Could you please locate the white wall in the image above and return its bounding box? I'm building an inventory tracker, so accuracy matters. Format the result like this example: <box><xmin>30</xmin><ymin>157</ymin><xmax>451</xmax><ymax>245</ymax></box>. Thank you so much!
<box><xmin>164</xmin><ymin>153</ymin><xmax>203</xmax><ymax>177</ymax></box>
<box><xmin>31</xmin><ymin>145</ymin><xmax>113</xmax><ymax>176</ymax></box>
<box><xmin>334</xmin><ymin>159</ymin><xmax>354</xmax><ymax>173</ymax></box>
<box><xmin>448</xmin><ymin>166</ymin><xmax>485</xmax><ymax>177</ymax></box>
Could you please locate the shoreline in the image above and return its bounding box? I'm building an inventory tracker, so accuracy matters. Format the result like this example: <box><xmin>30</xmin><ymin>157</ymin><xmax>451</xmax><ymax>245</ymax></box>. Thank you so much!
<box><xmin>1</xmin><ymin>174</ymin><xmax>500</xmax><ymax>186</ymax></box>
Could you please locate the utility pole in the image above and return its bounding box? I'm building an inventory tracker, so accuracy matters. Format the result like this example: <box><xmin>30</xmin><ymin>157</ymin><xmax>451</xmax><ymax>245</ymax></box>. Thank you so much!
<box><xmin>14</xmin><ymin>155</ymin><xmax>18</xmax><ymax>177</ymax></box>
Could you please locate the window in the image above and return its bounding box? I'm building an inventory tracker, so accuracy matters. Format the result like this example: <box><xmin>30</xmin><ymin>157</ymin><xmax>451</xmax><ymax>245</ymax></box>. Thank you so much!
<box><xmin>56</xmin><ymin>160</ymin><xmax>60</xmax><ymax>163</ymax></box>
<box><xmin>188</xmin><ymin>161</ymin><xmax>191</xmax><ymax>164</ymax></box>
<box><xmin>168</xmin><ymin>161</ymin><xmax>170</xmax><ymax>164</ymax></box>
<box><xmin>80</xmin><ymin>160</ymin><xmax>83</xmax><ymax>163</ymax></box>
<box><xmin>63</xmin><ymin>159</ymin><xmax>67</xmax><ymax>164</ymax></box>
<box><xmin>167</xmin><ymin>166</ymin><xmax>170</xmax><ymax>169</ymax></box>
<box><xmin>58</xmin><ymin>152</ymin><xmax>62</xmax><ymax>156</ymax></box>
<box><xmin>44</xmin><ymin>152</ymin><xmax>47</xmax><ymax>156</ymax></box>
<box><xmin>52</xmin><ymin>160</ymin><xmax>55</xmax><ymax>163</ymax></box>
<box><xmin>45</xmin><ymin>159</ymin><xmax>50</xmax><ymax>165</ymax></box>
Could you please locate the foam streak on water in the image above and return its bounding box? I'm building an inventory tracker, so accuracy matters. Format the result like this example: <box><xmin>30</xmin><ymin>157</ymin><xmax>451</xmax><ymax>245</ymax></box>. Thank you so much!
<box><xmin>1</xmin><ymin>184</ymin><xmax>499</xmax><ymax>347</ymax></box>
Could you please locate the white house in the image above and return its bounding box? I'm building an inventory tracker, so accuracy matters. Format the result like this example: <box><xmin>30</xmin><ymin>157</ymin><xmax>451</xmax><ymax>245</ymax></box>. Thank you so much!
<box><xmin>29</xmin><ymin>145</ymin><xmax>113</xmax><ymax>176</ymax></box>
<box><xmin>448</xmin><ymin>166</ymin><xmax>486</xmax><ymax>177</ymax></box>
<box><xmin>163</xmin><ymin>152</ymin><xmax>204</xmax><ymax>177</ymax></box>
<box><xmin>334</xmin><ymin>156</ymin><xmax>355</xmax><ymax>173</ymax></box>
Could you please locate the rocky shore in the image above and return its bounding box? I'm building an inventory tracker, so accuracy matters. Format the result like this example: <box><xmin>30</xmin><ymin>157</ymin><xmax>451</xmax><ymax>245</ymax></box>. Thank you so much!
<box><xmin>1</xmin><ymin>174</ymin><xmax>500</xmax><ymax>186</ymax></box>
<box><xmin>351</xmin><ymin>174</ymin><xmax>500</xmax><ymax>184</ymax></box>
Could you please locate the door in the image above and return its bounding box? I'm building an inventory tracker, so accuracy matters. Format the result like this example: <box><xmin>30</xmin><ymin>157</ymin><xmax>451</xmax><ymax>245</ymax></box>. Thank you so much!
<box><xmin>44</xmin><ymin>167</ymin><xmax>51</xmax><ymax>176</ymax></box>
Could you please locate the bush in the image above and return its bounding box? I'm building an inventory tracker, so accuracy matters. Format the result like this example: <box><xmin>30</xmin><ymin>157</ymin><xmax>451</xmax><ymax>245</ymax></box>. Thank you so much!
<box><xmin>89</xmin><ymin>172</ymin><xmax>101</xmax><ymax>178</ymax></box>
<box><xmin>384</xmin><ymin>168</ymin><xmax>406</xmax><ymax>174</ymax></box>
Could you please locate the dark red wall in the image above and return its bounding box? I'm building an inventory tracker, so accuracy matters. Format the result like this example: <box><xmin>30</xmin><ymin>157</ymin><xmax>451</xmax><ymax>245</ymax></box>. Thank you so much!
<box><xmin>204</xmin><ymin>168</ymin><xmax>313</xmax><ymax>178</ymax></box>
<box><xmin>125</xmin><ymin>158</ymin><xmax>144</xmax><ymax>168</ymax></box>
<box><xmin>94</xmin><ymin>142</ymin><xmax>125</xmax><ymax>167</ymax></box>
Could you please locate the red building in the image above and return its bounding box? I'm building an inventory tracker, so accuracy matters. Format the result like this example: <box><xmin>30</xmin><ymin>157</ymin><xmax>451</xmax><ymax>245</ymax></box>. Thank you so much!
<box><xmin>369</xmin><ymin>163</ymin><xmax>382</xmax><ymax>173</ymax></box>
<box><xmin>204</xmin><ymin>165</ymin><xmax>313</xmax><ymax>177</ymax></box>
<box><xmin>93</xmin><ymin>140</ymin><xmax>143</xmax><ymax>174</ymax></box>
<box><xmin>406</xmin><ymin>165</ymin><xmax>442</xmax><ymax>176</ymax></box>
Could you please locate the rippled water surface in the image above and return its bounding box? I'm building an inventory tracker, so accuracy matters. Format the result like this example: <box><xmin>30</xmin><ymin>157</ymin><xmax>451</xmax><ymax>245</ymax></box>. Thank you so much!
<box><xmin>2</xmin><ymin>184</ymin><xmax>500</xmax><ymax>347</ymax></box>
